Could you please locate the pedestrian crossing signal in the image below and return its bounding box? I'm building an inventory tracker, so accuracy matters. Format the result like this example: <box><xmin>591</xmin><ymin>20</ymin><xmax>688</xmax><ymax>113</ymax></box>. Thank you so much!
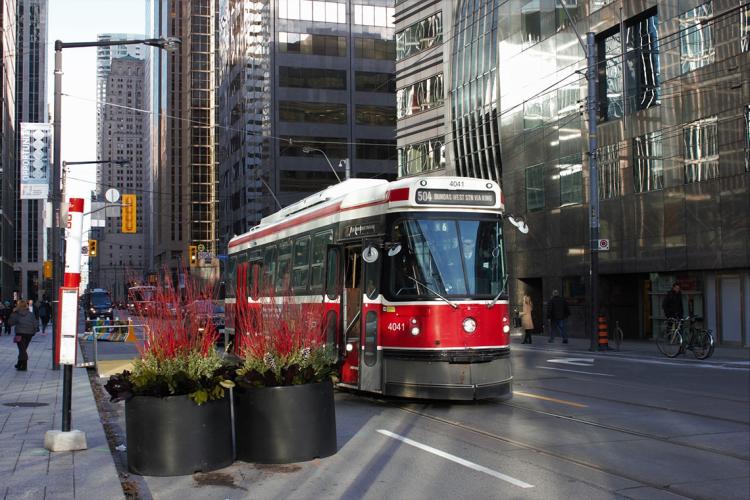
<box><xmin>43</xmin><ymin>260</ymin><xmax>53</xmax><ymax>279</ymax></box>
<box><xmin>89</xmin><ymin>240</ymin><xmax>98</xmax><ymax>257</ymax></box>
<box><xmin>189</xmin><ymin>245</ymin><xmax>198</xmax><ymax>266</ymax></box>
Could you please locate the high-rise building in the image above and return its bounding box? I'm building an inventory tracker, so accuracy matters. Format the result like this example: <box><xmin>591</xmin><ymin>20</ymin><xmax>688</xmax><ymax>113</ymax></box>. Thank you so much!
<box><xmin>13</xmin><ymin>0</ymin><xmax>47</xmax><ymax>302</ymax></box>
<box><xmin>149</xmin><ymin>0</ymin><xmax>219</xmax><ymax>283</ymax></box>
<box><xmin>216</xmin><ymin>0</ymin><xmax>398</xmax><ymax>253</ymax></box>
<box><xmin>0</xmin><ymin>0</ymin><xmax>17</xmax><ymax>295</ymax></box>
<box><xmin>94</xmin><ymin>57</ymin><xmax>149</xmax><ymax>301</ymax></box>
<box><xmin>394</xmin><ymin>0</ymin><xmax>750</xmax><ymax>346</ymax></box>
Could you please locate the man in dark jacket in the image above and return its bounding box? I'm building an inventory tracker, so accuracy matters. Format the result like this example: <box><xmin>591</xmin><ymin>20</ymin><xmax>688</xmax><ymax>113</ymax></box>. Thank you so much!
<box><xmin>8</xmin><ymin>300</ymin><xmax>39</xmax><ymax>371</ymax></box>
<box><xmin>662</xmin><ymin>282</ymin><xmax>684</xmax><ymax>319</ymax></box>
<box><xmin>547</xmin><ymin>289</ymin><xmax>570</xmax><ymax>343</ymax></box>
<box><xmin>36</xmin><ymin>297</ymin><xmax>52</xmax><ymax>335</ymax></box>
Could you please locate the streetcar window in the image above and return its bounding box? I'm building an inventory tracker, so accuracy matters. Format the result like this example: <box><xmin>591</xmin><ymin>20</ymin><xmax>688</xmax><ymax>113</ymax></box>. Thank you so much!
<box><xmin>364</xmin><ymin>311</ymin><xmax>378</xmax><ymax>366</ymax></box>
<box><xmin>364</xmin><ymin>245</ymin><xmax>381</xmax><ymax>300</ymax></box>
<box><xmin>276</xmin><ymin>240</ymin><xmax>293</xmax><ymax>294</ymax></box>
<box><xmin>310</xmin><ymin>230</ymin><xmax>333</xmax><ymax>293</ymax></box>
<box><xmin>325</xmin><ymin>246</ymin><xmax>341</xmax><ymax>300</ymax></box>
<box><xmin>293</xmin><ymin>236</ymin><xmax>311</xmax><ymax>292</ymax></box>
<box><xmin>262</xmin><ymin>245</ymin><xmax>277</xmax><ymax>292</ymax></box>
<box><xmin>249</xmin><ymin>261</ymin><xmax>261</xmax><ymax>299</ymax></box>
<box><xmin>227</xmin><ymin>255</ymin><xmax>237</xmax><ymax>297</ymax></box>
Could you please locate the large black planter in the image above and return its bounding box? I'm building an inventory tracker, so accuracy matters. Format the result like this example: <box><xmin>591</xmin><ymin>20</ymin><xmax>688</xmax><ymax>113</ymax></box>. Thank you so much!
<box><xmin>235</xmin><ymin>380</ymin><xmax>337</xmax><ymax>464</ymax></box>
<box><xmin>125</xmin><ymin>394</ymin><xmax>233</xmax><ymax>476</ymax></box>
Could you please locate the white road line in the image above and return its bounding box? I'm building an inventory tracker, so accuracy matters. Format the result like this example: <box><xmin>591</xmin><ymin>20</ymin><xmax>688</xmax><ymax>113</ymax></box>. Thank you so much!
<box><xmin>538</xmin><ymin>366</ymin><xmax>614</xmax><ymax>377</ymax></box>
<box><xmin>377</xmin><ymin>429</ymin><xmax>534</xmax><ymax>489</ymax></box>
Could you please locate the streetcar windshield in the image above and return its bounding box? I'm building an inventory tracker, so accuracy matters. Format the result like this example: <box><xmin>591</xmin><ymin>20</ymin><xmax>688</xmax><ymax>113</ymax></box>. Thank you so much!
<box><xmin>389</xmin><ymin>217</ymin><xmax>505</xmax><ymax>299</ymax></box>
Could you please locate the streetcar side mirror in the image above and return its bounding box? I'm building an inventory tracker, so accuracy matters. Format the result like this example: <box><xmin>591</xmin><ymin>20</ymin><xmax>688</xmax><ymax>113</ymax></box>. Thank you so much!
<box><xmin>362</xmin><ymin>244</ymin><xmax>379</xmax><ymax>263</ymax></box>
<box><xmin>386</xmin><ymin>243</ymin><xmax>402</xmax><ymax>257</ymax></box>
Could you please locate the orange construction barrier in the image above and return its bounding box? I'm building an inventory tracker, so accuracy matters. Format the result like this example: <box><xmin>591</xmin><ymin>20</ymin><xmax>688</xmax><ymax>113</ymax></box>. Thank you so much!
<box><xmin>597</xmin><ymin>315</ymin><xmax>609</xmax><ymax>351</ymax></box>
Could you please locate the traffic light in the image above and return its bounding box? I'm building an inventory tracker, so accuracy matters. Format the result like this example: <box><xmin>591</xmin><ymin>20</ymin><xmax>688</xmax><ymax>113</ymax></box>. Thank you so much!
<box><xmin>121</xmin><ymin>194</ymin><xmax>137</xmax><ymax>233</ymax></box>
<box><xmin>188</xmin><ymin>245</ymin><xmax>198</xmax><ymax>266</ymax></box>
<box><xmin>89</xmin><ymin>239</ymin><xmax>98</xmax><ymax>257</ymax></box>
<box><xmin>43</xmin><ymin>260</ymin><xmax>53</xmax><ymax>279</ymax></box>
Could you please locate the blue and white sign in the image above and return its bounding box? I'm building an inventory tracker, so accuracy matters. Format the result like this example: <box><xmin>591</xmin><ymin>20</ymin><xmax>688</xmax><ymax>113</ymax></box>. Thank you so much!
<box><xmin>20</xmin><ymin>123</ymin><xmax>51</xmax><ymax>199</ymax></box>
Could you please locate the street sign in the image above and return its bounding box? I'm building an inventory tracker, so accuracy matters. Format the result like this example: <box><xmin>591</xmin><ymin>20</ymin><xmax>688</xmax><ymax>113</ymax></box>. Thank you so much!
<box><xmin>57</xmin><ymin>287</ymin><xmax>79</xmax><ymax>366</ymax></box>
<box><xmin>104</xmin><ymin>188</ymin><xmax>120</xmax><ymax>203</ymax></box>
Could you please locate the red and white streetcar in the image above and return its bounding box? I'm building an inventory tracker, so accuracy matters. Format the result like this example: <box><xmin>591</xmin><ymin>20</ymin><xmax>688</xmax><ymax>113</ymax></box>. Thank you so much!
<box><xmin>226</xmin><ymin>176</ymin><xmax>513</xmax><ymax>400</ymax></box>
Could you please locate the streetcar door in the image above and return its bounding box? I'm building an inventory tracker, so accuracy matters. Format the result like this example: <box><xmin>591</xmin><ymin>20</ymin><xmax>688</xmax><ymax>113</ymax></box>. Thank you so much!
<box><xmin>340</xmin><ymin>245</ymin><xmax>362</xmax><ymax>386</ymax></box>
<box><xmin>359</xmin><ymin>241</ymin><xmax>382</xmax><ymax>393</ymax></box>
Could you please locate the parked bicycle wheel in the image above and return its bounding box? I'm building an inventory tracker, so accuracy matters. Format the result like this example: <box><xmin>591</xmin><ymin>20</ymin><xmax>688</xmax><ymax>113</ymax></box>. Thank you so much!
<box><xmin>657</xmin><ymin>321</ymin><xmax>683</xmax><ymax>358</ymax></box>
<box><xmin>692</xmin><ymin>329</ymin><xmax>715</xmax><ymax>360</ymax></box>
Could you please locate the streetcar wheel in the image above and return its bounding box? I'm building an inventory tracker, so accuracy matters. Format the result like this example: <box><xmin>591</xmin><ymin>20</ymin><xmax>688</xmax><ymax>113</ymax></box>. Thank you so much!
<box><xmin>692</xmin><ymin>330</ymin><xmax>714</xmax><ymax>360</ymax></box>
<box><xmin>657</xmin><ymin>329</ymin><xmax>683</xmax><ymax>358</ymax></box>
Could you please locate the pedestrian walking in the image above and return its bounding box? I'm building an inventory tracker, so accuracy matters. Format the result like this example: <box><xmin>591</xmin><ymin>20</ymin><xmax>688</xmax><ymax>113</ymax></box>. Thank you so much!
<box><xmin>662</xmin><ymin>282</ymin><xmax>683</xmax><ymax>320</ymax></box>
<box><xmin>521</xmin><ymin>294</ymin><xmax>534</xmax><ymax>344</ymax></box>
<box><xmin>1</xmin><ymin>300</ymin><xmax>11</xmax><ymax>335</ymax></box>
<box><xmin>8</xmin><ymin>300</ymin><xmax>40</xmax><ymax>371</ymax></box>
<box><xmin>37</xmin><ymin>297</ymin><xmax>52</xmax><ymax>335</ymax></box>
<box><xmin>547</xmin><ymin>289</ymin><xmax>570</xmax><ymax>343</ymax></box>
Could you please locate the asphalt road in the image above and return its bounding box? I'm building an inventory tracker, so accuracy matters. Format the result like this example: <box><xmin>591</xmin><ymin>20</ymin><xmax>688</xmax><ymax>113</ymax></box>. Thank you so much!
<box><xmin>86</xmin><ymin>333</ymin><xmax>750</xmax><ymax>500</ymax></box>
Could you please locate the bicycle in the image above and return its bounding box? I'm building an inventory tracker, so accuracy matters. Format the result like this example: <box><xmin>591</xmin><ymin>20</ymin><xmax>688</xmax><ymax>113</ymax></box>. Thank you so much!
<box><xmin>610</xmin><ymin>320</ymin><xmax>623</xmax><ymax>351</ymax></box>
<box><xmin>656</xmin><ymin>316</ymin><xmax>715</xmax><ymax>360</ymax></box>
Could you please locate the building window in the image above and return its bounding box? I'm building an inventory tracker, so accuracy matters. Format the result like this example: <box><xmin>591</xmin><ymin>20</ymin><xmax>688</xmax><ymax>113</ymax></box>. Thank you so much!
<box><xmin>279</xmin><ymin>136</ymin><xmax>347</xmax><ymax>158</ymax></box>
<box><xmin>279</xmin><ymin>67</ymin><xmax>346</xmax><ymax>90</ymax></box>
<box><xmin>522</xmin><ymin>0</ymin><xmax>542</xmax><ymax>47</ymax></box>
<box><xmin>355</xmin><ymin>72</ymin><xmax>395</xmax><ymax>93</ymax></box>
<box><xmin>598</xmin><ymin>8</ymin><xmax>660</xmax><ymax>122</ymax></box>
<box><xmin>280</xmin><ymin>170</ymin><xmax>340</xmax><ymax>192</ymax></box>
<box><xmin>633</xmin><ymin>131</ymin><xmax>663</xmax><ymax>192</ymax></box>
<box><xmin>354</xmin><ymin>37</ymin><xmax>395</xmax><ymax>60</ymax></box>
<box><xmin>680</xmin><ymin>2</ymin><xmax>715</xmax><ymax>73</ymax></box>
<box><xmin>278</xmin><ymin>32</ymin><xmax>346</xmax><ymax>56</ymax></box>
<box><xmin>355</xmin><ymin>105</ymin><xmax>396</xmax><ymax>126</ymax></box>
<box><xmin>356</xmin><ymin>140</ymin><xmax>396</xmax><ymax>161</ymax></box>
<box><xmin>279</xmin><ymin>0</ymin><xmax>346</xmax><ymax>23</ymax></box>
<box><xmin>559</xmin><ymin>154</ymin><xmax>583</xmax><ymax>206</ymax></box>
<box><xmin>597</xmin><ymin>143</ymin><xmax>621</xmax><ymax>200</ymax></box>
<box><xmin>523</xmin><ymin>92</ymin><xmax>555</xmax><ymax>130</ymax></box>
<box><xmin>353</xmin><ymin>5</ymin><xmax>395</xmax><ymax>27</ymax></box>
<box><xmin>398</xmin><ymin>137</ymin><xmax>445</xmax><ymax>177</ymax></box>
<box><xmin>742</xmin><ymin>3</ymin><xmax>750</xmax><ymax>53</ymax></box>
<box><xmin>525</xmin><ymin>164</ymin><xmax>544</xmax><ymax>212</ymax></box>
<box><xmin>397</xmin><ymin>74</ymin><xmax>444</xmax><ymax>119</ymax></box>
<box><xmin>279</xmin><ymin>101</ymin><xmax>347</xmax><ymax>124</ymax></box>
<box><xmin>683</xmin><ymin>116</ymin><xmax>719</xmax><ymax>183</ymax></box>
<box><xmin>396</xmin><ymin>12</ymin><xmax>442</xmax><ymax>61</ymax></box>
<box><xmin>590</xmin><ymin>0</ymin><xmax>615</xmax><ymax>13</ymax></box>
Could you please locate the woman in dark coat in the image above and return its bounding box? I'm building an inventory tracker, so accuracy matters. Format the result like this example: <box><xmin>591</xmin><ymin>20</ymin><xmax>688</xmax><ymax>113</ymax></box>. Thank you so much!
<box><xmin>8</xmin><ymin>300</ymin><xmax>39</xmax><ymax>371</ymax></box>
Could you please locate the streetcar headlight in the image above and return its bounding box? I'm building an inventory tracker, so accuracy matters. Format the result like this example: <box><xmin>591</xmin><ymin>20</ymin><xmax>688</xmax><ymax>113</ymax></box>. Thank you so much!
<box><xmin>463</xmin><ymin>317</ymin><xmax>477</xmax><ymax>333</ymax></box>
<box><xmin>411</xmin><ymin>327</ymin><xmax>421</xmax><ymax>336</ymax></box>
<box><xmin>503</xmin><ymin>324</ymin><xmax>510</xmax><ymax>333</ymax></box>
<box><xmin>345</xmin><ymin>343</ymin><xmax>353</xmax><ymax>352</ymax></box>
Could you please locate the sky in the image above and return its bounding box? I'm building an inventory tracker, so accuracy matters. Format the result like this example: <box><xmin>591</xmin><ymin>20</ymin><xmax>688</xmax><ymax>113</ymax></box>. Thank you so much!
<box><xmin>47</xmin><ymin>0</ymin><xmax>146</xmax><ymax>201</ymax></box>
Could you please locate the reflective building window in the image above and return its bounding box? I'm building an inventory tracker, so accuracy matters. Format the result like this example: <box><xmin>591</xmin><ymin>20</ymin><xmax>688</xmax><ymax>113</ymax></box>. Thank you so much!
<box><xmin>355</xmin><ymin>105</ymin><xmax>396</xmax><ymax>126</ymax></box>
<box><xmin>591</xmin><ymin>0</ymin><xmax>615</xmax><ymax>12</ymax></box>
<box><xmin>355</xmin><ymin>37</ymin><xmax>395</xmax><ymax>60</ymax></box>
<box><xmin>521</xmin><ymin>0</ymin><xmax>541</xmax><ymax>48</ymax></box>
<box><xmin>354</xmin><ymin>5</ymin><xmax>395</xmax><ymax>27</ymax></box>
<box><xmin>279</xmin><ymin>101</ymin><xmax>347</xmax><ymax>124</ymax></box>
<box><xmin>680</xmin><ymin>2</ymin><xmax>715</xmax><ymax>73</ymax></box>
<box><xmin>525</xmin><ymin>164</ymin><xmax>545</xmax><ymax>212</ymax></box>
<box><xmin>279</xmin><ymin>136</ymin><xmax>347</xmax><ymax>158</ymax></box>
<box><xmin>598</xmin><ymin>9</ymin><xmax>660</xmax><ymax>122</ymax></box>
<box><xmin>355</xmin><ymin>71</ymin><xmax>396</xmax><ymax>93</ymax></box>
<box><xmin>451</xmin><ymin>0</ymin><xmax>502</xmax><ymax>182</ymax></box>
<box><xmin>742</xmin><ymin>4</ymin><xmax>750</xmax><ymax>53</ymax></box>
<box><xmin>279</xmin><ymin>32</ymin><xmax>346</xmax><ymax>56</ymax></box>
<box><xmin>633</xmin><ymin>131</ymin><xmax>663</xmax><ymax>192</ymax></box>
<box><xmin>356</xmin><ymin>139</ymin><xmax>396</xmax><ymax>160</ymax></box>
<box><xmin>597</xmin><ymin>143</ymin><xmax>621</xmax><ymax>200</ymax></box>
<box><xmin>279</xmin><ymin>66</ymin><xmax>346</xmax><ymax>90</ymax></box>
<box><xmin>396</xmin><ymin>12</ymin><xmax>442</xmax><ymax>61</ymax></box>
<box><xmin>397</xmin><ymin>74</ymin><xmax>444</xmax><ymax>119</ymax></box>
<box><xmin>279</xmin><ymin>0</ymin><xmax>346</xmax><ymax>23</ymax></box>
<box><xmin>398</xmin><ymin>137</ymin><xmax>445</xmax><ymax>177</ymax></box>
<box><xmin>683</xmin><ymin>116</ymin><xmax>719</xmax><ymax>184</ymax></box>
<box><xmin>559</xmin><ymin>154</ymin><xmax>583</xmax><ymax>206</ymax></box>
<box><xmin>524</xmin><ymin>91</ymin><xmax>555</xmax><ymax>130</ymax></box>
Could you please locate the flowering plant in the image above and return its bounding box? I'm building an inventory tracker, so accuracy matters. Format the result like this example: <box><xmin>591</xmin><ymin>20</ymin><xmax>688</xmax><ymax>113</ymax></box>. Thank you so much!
<box><xmin>104</xmin><ymin>272</ymin><xmax>232</xmax><ymax>405</ymax></box>
<box><xmin>233</xmin><ymin>264</ymin><xmax>338</xmax><ymax>388</ymax></box>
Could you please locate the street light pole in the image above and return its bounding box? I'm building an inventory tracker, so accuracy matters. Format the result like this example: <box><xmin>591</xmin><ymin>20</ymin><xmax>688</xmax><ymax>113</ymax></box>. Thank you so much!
<box><xmin>301</xmin><ymin>146</ymin><xmax>346</xmax><ymax>182</ymax></box>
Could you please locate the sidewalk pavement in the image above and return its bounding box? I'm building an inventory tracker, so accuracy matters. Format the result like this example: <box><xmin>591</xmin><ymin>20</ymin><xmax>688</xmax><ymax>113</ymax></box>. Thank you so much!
<box><xmin>0</xmin><ymin>328</ymin><xmax>123</xmax><ymax>500</ymax></box>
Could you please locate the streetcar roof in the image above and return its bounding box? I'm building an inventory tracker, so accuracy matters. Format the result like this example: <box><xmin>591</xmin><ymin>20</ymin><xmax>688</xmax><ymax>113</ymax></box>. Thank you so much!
<box><xmin>228</xmin><ymin>176</ymin><xmax>503</xmax><ymax>251</ymax></box>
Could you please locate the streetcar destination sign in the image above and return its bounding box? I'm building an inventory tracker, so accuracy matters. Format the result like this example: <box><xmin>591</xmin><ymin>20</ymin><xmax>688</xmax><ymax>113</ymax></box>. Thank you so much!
<box><xmin>415</xmin><ymin>189</ymin><xmax>496</xmax><ymax>206</ymax></box>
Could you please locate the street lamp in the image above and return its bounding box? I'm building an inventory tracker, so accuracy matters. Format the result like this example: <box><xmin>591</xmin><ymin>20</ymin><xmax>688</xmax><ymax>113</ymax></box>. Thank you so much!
<box><xmin>301</xmin><ymin>146</ymin><xmax>349</xmax><ymax>182</ymax></box>
<box><xmin>48</xmin><ymin>37</ymin><xmax>179</xmax><ymax>446</ymax></box>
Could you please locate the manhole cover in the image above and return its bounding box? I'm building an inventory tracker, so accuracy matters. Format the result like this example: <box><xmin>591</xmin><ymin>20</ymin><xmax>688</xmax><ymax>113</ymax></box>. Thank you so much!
<box><xmin>3</xmin><ymin>402</ymin><xmax>49</xmax><ymax>408</ymax></box>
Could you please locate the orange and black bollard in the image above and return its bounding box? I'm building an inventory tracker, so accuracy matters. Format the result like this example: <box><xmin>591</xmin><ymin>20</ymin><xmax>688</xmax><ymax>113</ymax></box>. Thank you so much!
<box><xmin>597</xmin><ymin>315</ymin><xmax>609</xmax><ymax>351</ymax></box>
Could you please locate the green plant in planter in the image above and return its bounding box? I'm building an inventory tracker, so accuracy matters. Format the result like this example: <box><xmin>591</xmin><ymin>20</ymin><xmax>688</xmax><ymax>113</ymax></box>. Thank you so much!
<box><xmin>233</xmin><ymin>264</ymin><xmax>339</xmax><ymax>388</ymax></box>
<box><xmin>105</xmin><ymin>273</ymin><xmax>232</xmax><ymax>405</ymax></box>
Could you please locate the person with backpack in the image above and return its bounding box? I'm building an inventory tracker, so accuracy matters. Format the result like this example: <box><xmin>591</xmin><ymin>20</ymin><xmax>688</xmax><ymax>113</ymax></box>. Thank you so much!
<box><xmin>547</xmin><ymin>289</ymin><xmax>570</xmax><ymax>344</ymax></box>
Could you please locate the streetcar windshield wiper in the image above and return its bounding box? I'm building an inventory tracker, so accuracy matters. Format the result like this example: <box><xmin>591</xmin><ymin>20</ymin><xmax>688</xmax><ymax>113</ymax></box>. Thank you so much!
<box><xmin>407</xmin><ymin>276</ymin><xmax>458</xmax><ymax>309</ymax></box>
<box><xmin>487</xmin><ymin>275</ymin><xmax>509</xmax><ymax>309</ymax></box>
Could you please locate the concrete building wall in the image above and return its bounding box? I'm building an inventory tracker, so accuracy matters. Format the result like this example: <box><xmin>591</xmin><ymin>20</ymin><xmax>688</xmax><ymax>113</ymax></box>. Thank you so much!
<box><xmin>0</xmin><ymin>0</ymin><xmax>17</xmax><ymax>297</ymax></box>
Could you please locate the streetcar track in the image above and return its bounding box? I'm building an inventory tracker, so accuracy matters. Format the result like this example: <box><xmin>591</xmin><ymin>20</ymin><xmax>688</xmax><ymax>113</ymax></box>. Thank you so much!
<box><xmin>393</xmin><ymin>404</ymin><xmax>702</xmax><ymax>500</ymax></box>
<box><xmin>517</xmin><ymin>384</ymin><xmax>750</xmax><ymax>427</ymax></box>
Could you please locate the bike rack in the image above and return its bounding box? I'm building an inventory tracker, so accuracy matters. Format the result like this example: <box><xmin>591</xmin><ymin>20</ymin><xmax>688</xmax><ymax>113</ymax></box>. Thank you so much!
<box><xmin>77</xmin><ymin>322</ymin><xmax>150</xmax><ymax>371</ymax></box>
